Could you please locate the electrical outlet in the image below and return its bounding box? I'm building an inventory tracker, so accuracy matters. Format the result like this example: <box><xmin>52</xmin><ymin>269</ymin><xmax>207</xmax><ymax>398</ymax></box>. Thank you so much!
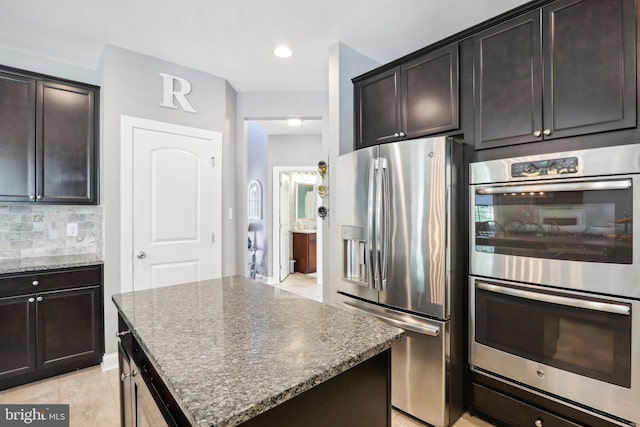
<box><xmin>66</xmin><ymin>223</ymin><xmax>78</xmax><ymax>237</ymax></box>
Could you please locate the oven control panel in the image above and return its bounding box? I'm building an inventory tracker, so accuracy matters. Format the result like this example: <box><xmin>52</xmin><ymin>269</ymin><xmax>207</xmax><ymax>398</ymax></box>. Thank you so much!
<box><xmin>511</xmin><ymin>157</ymin><xmax>578</xmax><ymax>177</ymax></box>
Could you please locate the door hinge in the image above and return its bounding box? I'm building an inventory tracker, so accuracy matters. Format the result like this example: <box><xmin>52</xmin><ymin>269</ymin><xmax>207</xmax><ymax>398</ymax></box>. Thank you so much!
<box><xmin>212</xmin><ymin>233</ymin><xmax>215</xmax><ymax>243</ymax></box>
<box><xmin>210</xmin><ymin>156</ymin><xmax>215</xmax><ymax>167</ymax></box>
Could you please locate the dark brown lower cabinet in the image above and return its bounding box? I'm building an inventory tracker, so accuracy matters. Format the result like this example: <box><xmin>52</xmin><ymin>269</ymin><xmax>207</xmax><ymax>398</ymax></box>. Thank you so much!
<box><xmin>37</xmin><ymin>286</ymin><xmax>102</xmax><ymax>371</ymax></box>
<box><xmin>293</xmin><ymin>232</ymin><xmax>316</xmax><ymax>274</ymax></box>
<box><xmin>0</xmin><ymin>265</ymin><xmax>103</xmax><ymax>390</ymax></box>
<box><xmin>0</xmin><ymin>295</ymin><xmax>37</xmax><ymax>381</ymax></box>
<box><xmin>117</xmin><ymin>315</ymin><xmax>191</xmax><ymax>427</ymax></box>
<box><xmin>472</xmin><ymin>374</ymin><xmax>623</xmax><ymax>427</ymax></box>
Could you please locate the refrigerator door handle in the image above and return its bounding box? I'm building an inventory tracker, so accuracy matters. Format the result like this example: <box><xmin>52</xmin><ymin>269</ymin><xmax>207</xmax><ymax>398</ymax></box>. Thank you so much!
<box><xmin>375</xmin><ymin>158</ymin><xmax>384</xmax><ymax>291</ymax></box>
<box><xmin>342</xmin><ymin>300</ymin><xmax>440</xmax><ymax>336</ymax></box>
<box><xmin>367</xmin><ymin>159</ymin><xmax>379</xmax><ymax>290</ymax></box>
<box><xmin>379</xmin><ymin>158</ymin><xmax>390</xmax><ymax>290</ymax></box>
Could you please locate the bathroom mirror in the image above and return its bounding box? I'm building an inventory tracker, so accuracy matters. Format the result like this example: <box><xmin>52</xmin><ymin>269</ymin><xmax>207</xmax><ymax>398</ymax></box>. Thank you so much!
<box><xmin>295</xmin><ymin>183</ymin><xmax>315</xmax><ymax>221</ymax></box>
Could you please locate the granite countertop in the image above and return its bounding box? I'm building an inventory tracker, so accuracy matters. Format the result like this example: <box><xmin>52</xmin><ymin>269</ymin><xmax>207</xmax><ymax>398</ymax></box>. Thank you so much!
<box><xmin>0</xmin><ymin>253</ymin><xmax>103</xmax><ymax>275</ymax></box>
<box><xmin>112</xmin><ymin>276</ymin><xmax>404</xmax><ymax>427</ymax></box>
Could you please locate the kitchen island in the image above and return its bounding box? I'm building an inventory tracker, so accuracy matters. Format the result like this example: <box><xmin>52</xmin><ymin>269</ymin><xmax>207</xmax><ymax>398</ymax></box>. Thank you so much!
<box><xmin>112</xmin><ymin>276</ymin><xmax>404</xmax><ymax>427</ymax></box>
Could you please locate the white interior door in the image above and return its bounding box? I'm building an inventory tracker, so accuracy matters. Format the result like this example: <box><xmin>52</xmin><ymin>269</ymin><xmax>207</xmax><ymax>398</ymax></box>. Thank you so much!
<box><xmin>279</xmin><ymin>174</ymin><xmax>290</xmax><ymax>281</ymax></box>
<box><xmin>122</xmin><ymin>117</ymin><xmax>222</xmax><ymax>291</ymax></box>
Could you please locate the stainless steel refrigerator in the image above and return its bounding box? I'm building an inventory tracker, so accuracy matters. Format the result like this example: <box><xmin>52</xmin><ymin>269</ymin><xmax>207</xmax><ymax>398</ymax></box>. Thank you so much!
<box><xmin>330</xmin><ymin>136</ymin><xmax>464</xmax><ymax>427</ymax></box>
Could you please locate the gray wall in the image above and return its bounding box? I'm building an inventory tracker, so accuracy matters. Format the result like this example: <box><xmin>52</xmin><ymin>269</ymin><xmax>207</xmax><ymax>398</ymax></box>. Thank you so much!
<box><xmin>0</xmin><ymin>46</ymin><xmax>98</xmax><ymax>84</ymax></box>
<box><xmin>100</xmin><ymin>45</ymin><xmax>237</xmax><ymax>354</ymax></box>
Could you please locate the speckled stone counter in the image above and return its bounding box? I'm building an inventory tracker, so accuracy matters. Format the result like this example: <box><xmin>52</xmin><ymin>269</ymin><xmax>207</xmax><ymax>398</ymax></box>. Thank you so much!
<box><xmin>0</xmin><ymin>253</ymin><xmax>103</xmax><ymax>275</ymax></box>
<box><xmin>112</xmin><ymin>276</ymin><xmax>404</xmax><ymax>427</ymax></box>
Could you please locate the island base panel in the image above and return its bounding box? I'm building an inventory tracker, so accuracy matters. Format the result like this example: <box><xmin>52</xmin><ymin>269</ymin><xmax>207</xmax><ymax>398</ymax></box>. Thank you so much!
<box><xmin>241</xmin><ymin>349</ymin><xmax>391</xmax><ymax>427</ymax></box>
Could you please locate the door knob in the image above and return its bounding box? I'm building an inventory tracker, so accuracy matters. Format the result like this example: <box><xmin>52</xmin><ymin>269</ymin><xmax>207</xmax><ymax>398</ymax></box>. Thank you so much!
<box><xmin>543</xmin><ymin>129</ymin><xmax>551</xmax><ymax>136</ymax></box>
<box><xmin>136</xmin><ymin>251</ymin><xmax>146</xmax><ymax>259</ymax></box>
<box><xmin>533</xmin><ymin>130</ymin><xmax>542</xmax><ymax>137</ymax></box>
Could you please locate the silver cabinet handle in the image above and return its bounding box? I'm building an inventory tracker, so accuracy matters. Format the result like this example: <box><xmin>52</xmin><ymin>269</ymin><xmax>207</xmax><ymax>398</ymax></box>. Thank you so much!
<box><xmin>393</xmin><ymin>132</ymin><xmax>400</xmax><ymax>137</ymax></box>
<box><xmin>116</xmin><ymin>330</ymin><xmax>131</xmax><ymax>338</ymax></box>
<box><xmin>32</xmin><ymin>280</ymin><xmax>39</xmax><ymax>286</ymax></box>
<box><xmin>120</xmin><ymin>370</ymin><xmax>137</xmax><ymax>382</ymax></box>
<box><xmin>535</xmin><ymin>419</ymin><xmax>543</xmax><ymax>427</ymax></box>
<box><xmin>399</xmin><ymin>131</ymin><xmax>406</xmax><ymax>137</ymax></box>
<box><xmin>28</xmin><ymin>297</ymin><xmax>35</xmax><ymax>303</ymax></box>
<box><xmin>36</xmin><ymin>195</ymin><xmax>43</xmax><ymax>200</ymax></box>
<box><xmin>543</xmin><ymin>129</ymin><xmax>551</xmax><ymax>136</ymax></box>
<box><xmin>136</xmin><ymin>251</ymin><xmax>146</xmax><ymax>259</ymax></box>
<box><xmin>533</xmin><ymin>130</ymin><xmax>541</xmax><ymax>137</ymax></box>
<box><xmin>36</xmin><ymin>296</ymin><xmax>43</xmax><ymax>302</ymax></box>
<box><xmin>29</xmin><ymin>195</ymin><xmax>35</xmax><ymax>200</ymax></box>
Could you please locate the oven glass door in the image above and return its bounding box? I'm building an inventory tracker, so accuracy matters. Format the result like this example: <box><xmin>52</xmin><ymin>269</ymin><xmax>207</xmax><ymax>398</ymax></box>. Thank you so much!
<box><xmin>474</xmin><ymin>279</ymin><xmax>632</xmax><ymax>388</ymax></box>
<box><xmin>473</xmin><ymin>178</ymin><xmax>633</xmax><ymax>263</ymax></box>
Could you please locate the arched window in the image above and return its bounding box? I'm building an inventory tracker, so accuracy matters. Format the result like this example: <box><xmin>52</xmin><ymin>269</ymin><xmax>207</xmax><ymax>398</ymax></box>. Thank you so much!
<box><xmin>247</xmin><ymin>180</ymin><xmax>262</xmax><ymax>220</ymax></box>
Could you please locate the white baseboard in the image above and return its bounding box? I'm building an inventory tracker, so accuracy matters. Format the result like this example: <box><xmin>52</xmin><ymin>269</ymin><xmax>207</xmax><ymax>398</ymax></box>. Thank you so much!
<box><xmin>101</xmin><ymin>352</ymin><xmax>118</xmax><ymax>371</ymax></box>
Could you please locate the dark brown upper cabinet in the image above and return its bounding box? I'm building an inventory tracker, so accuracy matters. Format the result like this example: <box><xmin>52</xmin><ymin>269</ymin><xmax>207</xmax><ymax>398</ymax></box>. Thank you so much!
<box><xmin>355</xmin><ymin>67</ymin><xmax>400</xmax><ymax>148</ymax></box>
<box><xmin>0</xmin><ymin>71</ymin><xmax>36</xmax><ymax>200</ymax></box>
<box><xmin>0</xmin><ymin>67</ymin><xmax>98</xmax><ymax>204</ymax></box>
<box><xmin>474</xmin><ymin>0</ymin><xmax>636</xmax><ymax>150</ymax></box>
<box><xmin>37</xmin><ymin>81</ymin><xmax>97</xmax><ymax>204</ymax></box>
<box><xmin>355</xmin><ymin>43</ymin><xmax>459</xmax><ymax>149</ymax></box>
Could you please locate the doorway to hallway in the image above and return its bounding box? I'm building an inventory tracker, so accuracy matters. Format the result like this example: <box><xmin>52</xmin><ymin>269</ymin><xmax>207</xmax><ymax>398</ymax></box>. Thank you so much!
<box><xmin>245</xmin><ymin>119</ymin><xmax>323</xmax><ymax>302</ymax></box>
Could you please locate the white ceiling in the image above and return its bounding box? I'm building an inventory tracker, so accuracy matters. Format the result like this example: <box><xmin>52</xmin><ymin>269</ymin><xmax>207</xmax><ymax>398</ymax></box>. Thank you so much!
<box><xmin>0</xmin><ymin>0</ymin><xmax>530</xmax><ymax>92</ymax></box>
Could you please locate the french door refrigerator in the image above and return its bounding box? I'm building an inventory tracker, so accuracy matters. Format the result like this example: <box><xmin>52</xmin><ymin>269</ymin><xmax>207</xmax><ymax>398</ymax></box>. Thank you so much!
<box><xmin>330</xmin><ymin>136</ymin><xmax>464</xmax><ymax>427</ymax></box>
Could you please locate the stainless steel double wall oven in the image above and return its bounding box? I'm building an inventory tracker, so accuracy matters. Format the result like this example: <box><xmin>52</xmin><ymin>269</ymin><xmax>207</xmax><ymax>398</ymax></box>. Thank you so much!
<box><xmin>469</xmin><ymin>144</ymin><xmax>640</xmax><ymax>425</ymax></box>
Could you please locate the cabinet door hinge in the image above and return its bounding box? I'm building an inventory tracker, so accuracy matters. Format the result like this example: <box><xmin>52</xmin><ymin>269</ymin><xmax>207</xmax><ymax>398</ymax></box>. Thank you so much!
<box><xmin>212</xmin><ymin>233</ymin><xmax>215</xmax><ymax>243</ymax></box>
<box><xmin>210</xmin><ymin>156</ymin><xmax>215</xmax><ymax>167</ymax></box>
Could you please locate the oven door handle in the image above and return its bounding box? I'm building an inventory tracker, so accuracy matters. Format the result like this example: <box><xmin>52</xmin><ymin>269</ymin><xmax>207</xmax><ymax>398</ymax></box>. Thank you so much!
<box><xmin>476</xmin><ymin>179</ymin><xmax>631</xmax><ymax>195</ymax></box>
<box><xmin>476</xmin><ymin>282</ymin><xmax>631</xmax><ymax>315</ymax></box>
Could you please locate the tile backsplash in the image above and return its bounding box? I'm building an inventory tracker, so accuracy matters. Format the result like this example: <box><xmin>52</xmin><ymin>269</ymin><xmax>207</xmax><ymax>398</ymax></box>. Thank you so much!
<box><xmin>0</xmin><ymin>204</ymin><xmax>103</xmax><ymax>259</ymax></box>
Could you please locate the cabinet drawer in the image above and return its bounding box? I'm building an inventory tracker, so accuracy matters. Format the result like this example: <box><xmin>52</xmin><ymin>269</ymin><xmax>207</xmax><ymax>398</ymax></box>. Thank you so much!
<box><xmin>473</xmin><ymin>383</ymin><xmax>581</xmax><ymax>427</ymax></box>
<box><xmin>0</xmin><ymin>266</ymin><xmax>101</xmax><ymax>297</ymax></box>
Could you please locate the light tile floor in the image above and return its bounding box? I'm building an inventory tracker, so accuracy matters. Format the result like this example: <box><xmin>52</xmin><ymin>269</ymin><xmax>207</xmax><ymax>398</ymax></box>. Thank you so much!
<box><xmin>0</xmin><ymin>366</ymin><xmax>494</xmax><ymax>427</ymax></box>
<box><xmin>272</xmin><ymin>272</ymin><xmax>323</xmax><ymax>302</ymax></box>
<box><xmin>0</xmin><ymin>366</ymin><xmax>120</xmax><ymax>427</ymax></box>
<box><xmin>394</xmin><ymin>409</ymin><xmax>495</xmax><ymax>427</ymax></box>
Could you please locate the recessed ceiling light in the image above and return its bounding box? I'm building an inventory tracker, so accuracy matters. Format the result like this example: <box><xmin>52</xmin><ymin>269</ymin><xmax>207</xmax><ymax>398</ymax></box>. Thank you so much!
<box><xmin>274</xmin><ymin>46</ymin><xmax>293</xmax><ymax>58</ymax></box>
<box><xmin>286</xmin><ymin>118</ymin><xmax>302</xmax><ymax>127</ymax></box>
